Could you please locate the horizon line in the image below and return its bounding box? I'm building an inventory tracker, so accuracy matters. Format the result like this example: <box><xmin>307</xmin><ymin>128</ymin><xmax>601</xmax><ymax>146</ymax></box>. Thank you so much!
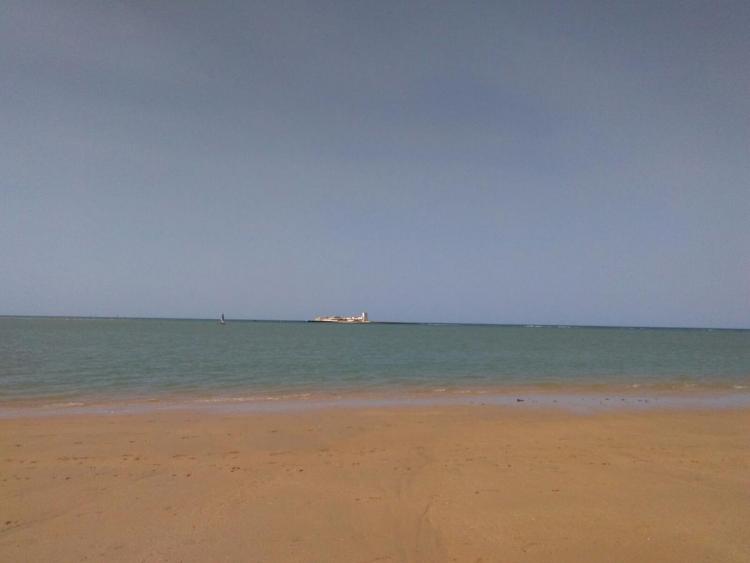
<box><xmin>1</xmin><ymin>314</ymin><xmax>747</xmax><ymax>332</ymax></box>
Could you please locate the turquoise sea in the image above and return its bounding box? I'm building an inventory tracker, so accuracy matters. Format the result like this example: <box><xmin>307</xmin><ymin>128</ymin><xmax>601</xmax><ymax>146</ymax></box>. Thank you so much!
<box><xmin>1</xmin><ymin>317</ymin><xmax>749</xmax><ymax>409</ymax></box>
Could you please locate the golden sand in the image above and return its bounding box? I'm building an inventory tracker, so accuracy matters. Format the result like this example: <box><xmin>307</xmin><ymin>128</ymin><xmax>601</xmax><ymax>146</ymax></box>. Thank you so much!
<box><xmin>1</xmin><ymin>405</ymin><xmax>748</xmax><ymax>562</ymax></box>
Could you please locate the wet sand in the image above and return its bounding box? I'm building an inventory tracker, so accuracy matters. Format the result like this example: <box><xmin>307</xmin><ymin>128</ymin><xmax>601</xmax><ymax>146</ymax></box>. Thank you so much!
<box><xmin>1</xmin><ymin>405</ymin><xmax>749</xmax><ymax>562</ymax></box>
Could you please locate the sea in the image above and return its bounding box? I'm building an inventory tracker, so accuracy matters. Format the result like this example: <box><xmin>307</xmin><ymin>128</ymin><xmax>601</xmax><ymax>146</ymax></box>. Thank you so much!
<box><xmin>1</xmin><ymin>317</ymin><xmax>749</xmax><ymax>413</ymax></box>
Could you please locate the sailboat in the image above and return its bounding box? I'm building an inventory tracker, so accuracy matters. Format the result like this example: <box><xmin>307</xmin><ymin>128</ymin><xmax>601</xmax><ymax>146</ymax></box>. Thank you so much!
<box><xmin>219</xmin><ymin>313</ymin><xmax>226</xmax><ymax>325</ymax></box>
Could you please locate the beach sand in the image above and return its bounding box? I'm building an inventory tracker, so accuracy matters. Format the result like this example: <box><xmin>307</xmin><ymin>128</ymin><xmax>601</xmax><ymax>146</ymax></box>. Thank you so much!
<box><xmin>1</xmin><ymin>404</ymin><xmax>748</xmax><ymax>562</ymax></box>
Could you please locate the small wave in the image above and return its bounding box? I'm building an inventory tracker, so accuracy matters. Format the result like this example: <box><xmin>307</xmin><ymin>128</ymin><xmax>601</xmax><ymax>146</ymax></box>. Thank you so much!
<box><xmin>194</xmin><ymin>396</ymin><xmax>271</xmax><ymax>403</ymax></box>
<box><xmin>41</xmin><ymin>402</ymin><xmax>85</xmax><ymax>408</ymax></box>
<box><xmin>193</xmin><ymin>393</ymin><xmax>312</xmax><ymax>404</ymax></box>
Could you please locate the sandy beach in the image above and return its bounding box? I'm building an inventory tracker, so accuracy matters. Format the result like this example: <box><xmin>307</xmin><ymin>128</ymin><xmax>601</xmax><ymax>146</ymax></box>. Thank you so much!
<box><xmin>1</xmin><ymin>403</ymin><xmax>748</xmax><ymax>562</ymax></box>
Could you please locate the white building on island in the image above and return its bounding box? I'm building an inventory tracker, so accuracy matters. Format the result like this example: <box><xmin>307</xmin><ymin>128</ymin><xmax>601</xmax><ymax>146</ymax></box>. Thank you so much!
<box><xmin>312</xmin><ymin>311</ymin><xmax>370</xmax><ymax>323</ymax></box>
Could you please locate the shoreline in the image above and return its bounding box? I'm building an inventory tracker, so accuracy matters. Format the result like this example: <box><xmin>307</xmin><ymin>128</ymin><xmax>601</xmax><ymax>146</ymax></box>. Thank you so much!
<box><xmin>2</xmin><ymin>384</ymin><xmax>750</xmax><ymax>418</ymax></box>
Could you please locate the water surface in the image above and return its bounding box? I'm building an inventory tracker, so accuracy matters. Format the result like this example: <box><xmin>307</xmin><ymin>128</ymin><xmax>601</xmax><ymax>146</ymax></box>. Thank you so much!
<box><xmin>2</xmin><ymin>317</ymin><xmax>748</xmax><ymax>408</ymax></box>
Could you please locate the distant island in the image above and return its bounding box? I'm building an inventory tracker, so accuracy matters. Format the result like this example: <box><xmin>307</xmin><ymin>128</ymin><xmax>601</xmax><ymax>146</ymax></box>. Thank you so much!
<box><xmin>310</xmin><ymin>312</ymin><xmax>370</xmax><ymax>324</ymax></box>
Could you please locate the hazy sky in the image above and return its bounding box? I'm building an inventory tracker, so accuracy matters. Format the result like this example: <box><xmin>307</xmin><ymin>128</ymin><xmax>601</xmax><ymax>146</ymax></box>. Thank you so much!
<box><xmin>1</xmin><ymin>1</ymin><xmax>748</xmax><ymax>327</ymax></box>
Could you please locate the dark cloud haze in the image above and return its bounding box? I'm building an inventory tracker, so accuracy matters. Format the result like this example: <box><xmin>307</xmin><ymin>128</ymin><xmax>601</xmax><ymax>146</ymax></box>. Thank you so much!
<box><xmin>1</xmin><ymin>1</ymin><xmax>748</xmax><ymax>327</ymax></box>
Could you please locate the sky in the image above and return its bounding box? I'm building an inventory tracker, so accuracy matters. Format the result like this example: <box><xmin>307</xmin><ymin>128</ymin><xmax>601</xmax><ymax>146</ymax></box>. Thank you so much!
<box><xmin>1</xmin><ymin>1</ymin><xmax>748</xmax><ymax>327</ymax></box>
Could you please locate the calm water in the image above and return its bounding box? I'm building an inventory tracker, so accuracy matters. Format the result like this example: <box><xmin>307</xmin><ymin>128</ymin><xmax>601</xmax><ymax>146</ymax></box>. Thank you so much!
<box><xmin>1</xmin><ymin>317</ymin><xmax>749</xmax><ymax>405</ymax></box>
